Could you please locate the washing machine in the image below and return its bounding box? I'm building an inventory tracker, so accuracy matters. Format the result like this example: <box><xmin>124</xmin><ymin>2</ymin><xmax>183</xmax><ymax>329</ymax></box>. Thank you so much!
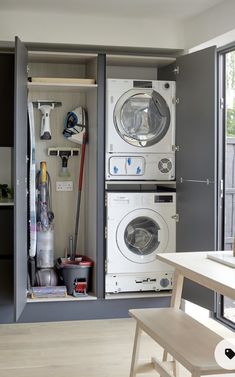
<box><xmin>106</xmin><ymin>78</ymin><xmax>176</xmax><ymax>180</ymax></box>
<box><xmin>105</xmin><ymin>192</ymin><xmax>176</xmax><ymax>293</ymax></box>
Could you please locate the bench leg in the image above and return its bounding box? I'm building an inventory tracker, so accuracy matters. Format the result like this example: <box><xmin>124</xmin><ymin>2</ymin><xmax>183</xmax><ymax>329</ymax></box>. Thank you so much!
<box><xmin>172</xmin><ymin>360</ymin><xmax>178</xmax><ymax>377</ymax></box>
<box><xmin>129</xmin><ymin>323</ymin><xmax>142</xmax><ymax>377</ymax></box>
<box><xmin>162</xmin><ymin>350</ymin><xmax>178</xmax><ymax>377</ymax></box>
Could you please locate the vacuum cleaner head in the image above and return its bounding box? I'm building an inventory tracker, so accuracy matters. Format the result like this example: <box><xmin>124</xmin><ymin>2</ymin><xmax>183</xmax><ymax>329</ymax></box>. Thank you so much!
<box><xmin>63</xmin><ymin>106</ymin><xmax>87</xmax><ymax>145</ymax></box>
<box><xmin>48</xmin><ymin>147</ymin><xmax>79</xmax><ymax>177</ymax></box>
<box><xmin>33</xmin><ymin>101</ymin><xmax>62</xmax><ymax>140</ymax></box>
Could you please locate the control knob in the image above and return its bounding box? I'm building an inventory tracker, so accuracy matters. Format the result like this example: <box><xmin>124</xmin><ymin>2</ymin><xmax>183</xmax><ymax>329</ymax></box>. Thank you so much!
<box><xmin>160</xmin><ymin>278</ymin><xmax>170</xmax><ymax>288</ymax></box>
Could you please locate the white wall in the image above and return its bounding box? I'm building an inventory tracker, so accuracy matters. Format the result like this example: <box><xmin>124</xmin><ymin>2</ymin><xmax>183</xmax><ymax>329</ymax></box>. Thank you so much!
<box><xmin>2</xmin><ymin>3</ymin><xmax>235</xmax><ymax>55</ymax></box>
<box><xmin>0</xmin><ymin>9</ymin><xmax>184</xmax><ymax>50</ymax></box>
<box><xmin>184</xmin><ymin>0</ymin><xmax>235</xmax><ymax>50</ymax></box>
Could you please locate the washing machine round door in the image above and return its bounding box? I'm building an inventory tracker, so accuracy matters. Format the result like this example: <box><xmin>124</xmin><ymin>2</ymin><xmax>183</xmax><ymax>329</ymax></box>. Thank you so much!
<box><xmin>114</xmin><ymin>89</ymin><xmax>170</xmax><ymax>147</ymax></box>
<box><xmin>116</xmin><ymin>209</ymin><xmax>169</xmax><ymax>264</ymax></box>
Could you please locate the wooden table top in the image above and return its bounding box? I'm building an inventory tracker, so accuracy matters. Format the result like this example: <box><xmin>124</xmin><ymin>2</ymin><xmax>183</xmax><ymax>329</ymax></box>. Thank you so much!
<box><xmin>157</xmin><ymin>251</ymin><xmax>235</xmax><ymax>300</ymax></box>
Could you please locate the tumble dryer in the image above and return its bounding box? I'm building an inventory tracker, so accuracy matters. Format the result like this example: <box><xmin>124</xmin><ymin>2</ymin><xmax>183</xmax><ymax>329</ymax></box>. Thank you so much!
<box><xmin>106</xmin><ymin>79</ymin><xmax>176</xmax><ymax>180</ymax></box>
<box><xmin>105</xmin><ymin>192</ymin><xmax>176</xmax><ymax>293</ymax></box>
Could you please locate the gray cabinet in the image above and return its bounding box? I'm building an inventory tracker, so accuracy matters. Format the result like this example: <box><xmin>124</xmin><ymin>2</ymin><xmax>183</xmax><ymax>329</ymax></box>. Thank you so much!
<box><xmin>1</xmin><ymin>39</ymin><xmax>218</xmax><ymax>322</ymax></box>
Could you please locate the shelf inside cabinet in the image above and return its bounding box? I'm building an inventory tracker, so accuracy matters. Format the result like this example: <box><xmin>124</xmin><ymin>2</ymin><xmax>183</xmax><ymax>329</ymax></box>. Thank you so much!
<box><xmin>106</xmin><ymin>54</ymin><xmax>176</xmax><ymax>68</ymax></box>
<box><xmin>28</xmin><ymin>81</ymin><xmax>97</xmax><ymax>92</ymax></box>
<box><xmin>28</xmin><ymin>51</ymin><xmax>97</xmax><ymax>64</ymax></box>
<box><xmin>27</xmin><ymin>293</ymin><xmax>98</xmax><ymax>303</ymax></box>
<box><xmin>0</xmin><ymin>199</ymin><xmax>14</xmax><ymax>206</ymax></box>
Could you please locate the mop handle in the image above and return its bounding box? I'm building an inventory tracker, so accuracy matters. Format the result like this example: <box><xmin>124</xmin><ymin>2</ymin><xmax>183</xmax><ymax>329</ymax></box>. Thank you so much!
<box><xmin>78</xmin><ymin>139</ymin><xmax>86</xmax><ymax>191</ymax></box>
<box><xmin>72</xmin><ymin>134</ymin><xmax>87</xmax><ymax>261</ymax></box>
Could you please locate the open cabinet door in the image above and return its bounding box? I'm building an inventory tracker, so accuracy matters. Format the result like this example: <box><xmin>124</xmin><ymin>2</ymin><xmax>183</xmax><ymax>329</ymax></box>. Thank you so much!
<box><xmin>160</xmin><ymin>46</ymin><xmax>217</xmax><ymax>310</ymax></box>
<box><xmin>14</xmin><ymin>37</ymin><xmax>28</xmax><ymax>321</ymax></box>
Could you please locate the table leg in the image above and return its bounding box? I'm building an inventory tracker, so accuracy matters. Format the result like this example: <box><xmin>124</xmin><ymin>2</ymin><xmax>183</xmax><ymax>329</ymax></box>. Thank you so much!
<box><xmin>170</xmin><ymin>269</ymin><xmax>184</xmax><ymax>309</ymax></box>
<box><xmin>162</xmin><ymin>269</ymin><xmax>184</xmax><ymax>377</ymax></box>
<box><xmin>129</xmin><ymin>323</ymin><xmax>142</xmax><ymax>377</ymax></box>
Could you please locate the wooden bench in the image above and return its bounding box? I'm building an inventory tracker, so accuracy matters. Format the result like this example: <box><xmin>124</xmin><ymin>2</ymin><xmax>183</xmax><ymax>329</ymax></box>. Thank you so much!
<box><xmin>129</xmin><ymin>308</ymin><xmax>235</xmax><ymax>377</ymax></box>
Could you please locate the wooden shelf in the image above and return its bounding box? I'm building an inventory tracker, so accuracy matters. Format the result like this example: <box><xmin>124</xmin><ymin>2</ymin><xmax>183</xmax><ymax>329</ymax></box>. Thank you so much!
<box><xmin>0</xmin><ymin>199</ymin><xmax>14</xmax><ymax>206</ymax></box>
<box><xmin>106</xmin><ymin>54</ymin><xmax>175</xmax><ymax>68</ymax></box>
<box><xmin>28</xmin><ymin>81</ymin><xmax>97</xmax><ymax>92</ymax></box>
<box><xmin>27</xmin><ymin>293</ymin><xmax>97</xmax><ymax>303</ymax></box>
<box><xmin>28</xmin><ymin>51</ymin><xmax>97</xmax><ymax>64</ymax></box>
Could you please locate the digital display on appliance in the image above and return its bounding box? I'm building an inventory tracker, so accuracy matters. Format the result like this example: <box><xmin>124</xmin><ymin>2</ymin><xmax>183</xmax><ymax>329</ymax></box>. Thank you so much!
<box><xmin>155</xmin><ymin>195</ymin><xmax>173</xmax><ymax>203</ymax></box>
<box><xmin>133</xmin><ymin>81</ymin><xmax>152</xmax><ymax>88</ymax></box>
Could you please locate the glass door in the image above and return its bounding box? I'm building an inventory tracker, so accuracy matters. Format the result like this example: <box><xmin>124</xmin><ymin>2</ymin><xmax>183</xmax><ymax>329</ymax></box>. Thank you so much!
<box><xmin>217</xmin><ymin>48</ymin><xmax>235</xmax><ymax>327</ymax></box>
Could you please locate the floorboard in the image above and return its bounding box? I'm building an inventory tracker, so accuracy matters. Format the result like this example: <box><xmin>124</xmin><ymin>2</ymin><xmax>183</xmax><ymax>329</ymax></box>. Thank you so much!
<box><xmin>0</xmin><ymin>316</ymin><xmax>233</xmax><ymax>377</ymax></box>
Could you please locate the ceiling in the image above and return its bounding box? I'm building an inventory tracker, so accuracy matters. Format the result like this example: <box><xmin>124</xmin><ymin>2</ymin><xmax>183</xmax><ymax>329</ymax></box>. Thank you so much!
<box><xmin>0</xmin><ymin>0</ymin><xmax>226</xmax><ymax>20</ymax></box>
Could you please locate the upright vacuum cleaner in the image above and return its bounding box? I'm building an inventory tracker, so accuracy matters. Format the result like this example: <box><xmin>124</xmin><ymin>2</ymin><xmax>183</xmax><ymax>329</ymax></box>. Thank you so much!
<box><xmin>36</xmin><ymin>161</ymin><xmax>54</xmax><ymax>268</ymax></box>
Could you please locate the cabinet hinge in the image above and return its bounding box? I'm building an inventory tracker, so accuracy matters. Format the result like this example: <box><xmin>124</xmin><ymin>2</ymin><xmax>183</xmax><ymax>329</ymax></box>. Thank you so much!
<box><xmin>220</xmin><ymin>97</ymin><xmax>224</xmax><ymax>109</ymax></box>
<box><xmin>105</xmin><ymin>193</ymin><xmax>108</xmax><ymax>207</ymax></box>
<box><xmin>172</xmin><ymin>214</ymin><xmax>179</xmax><ymax>222</ymax></box>
<box><xmin>173</xmin><ymin>66</ymin><xmax>179</xmax><ymax>75</ymax></box>
<box><xmin>172</xmin><ymin>145</ymin><xmax>180</xmax><ymax>152</ymax></box>
<box><xmin>105</xmin><ymin>226</ymin><xmax>108</xmax><ymax>239</ymax></box>
<box><xmin>27</xmin><ymin>65</ymin><xmax>30</xmax><ymax>74</ymax></box>
<box><xmin>175</xmin><ymin>97</ymin><xmax>180</xmax><ymax>104</ymax></box>
<box><xmin>220</xmin><ymin>179</ymin><xmax>224</xmax><ymax>199</ymax></box>
<box><xmin>105</xmin><ymin>259</ymin><xmax>108</xmax><ymax>273</ymax></box>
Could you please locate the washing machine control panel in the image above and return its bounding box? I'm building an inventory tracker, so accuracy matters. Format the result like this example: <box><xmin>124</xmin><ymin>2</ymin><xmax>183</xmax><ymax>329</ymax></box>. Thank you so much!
<box><xmin>105</xmin><ymin>272</ymin><xmax>173</xmax><ymax>293</ymax></box>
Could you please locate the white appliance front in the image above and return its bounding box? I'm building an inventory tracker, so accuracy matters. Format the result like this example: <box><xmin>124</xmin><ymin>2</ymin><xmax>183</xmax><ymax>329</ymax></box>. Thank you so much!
<box><xmin>105</xmin><ymin>192</ymin><xmax>176</xmax><ymax>293</ymax></box>
<box><xmin>106</xmin><ymin>153</ymin><xmax>175</xmax><ymax>180</ymax></box>
<box><xmin>106</xmin><ymin>79</ymin><xmax>176</xmax><ymax>180</ymax></box>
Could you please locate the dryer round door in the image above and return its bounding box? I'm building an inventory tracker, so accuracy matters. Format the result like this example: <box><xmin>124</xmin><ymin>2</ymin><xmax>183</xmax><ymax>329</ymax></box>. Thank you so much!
<box><xmin>114</xmin><ymin>88</ymin><xmax>171</xmax><ymax>147</ymax></box>
<box><xmin>116</xmin><ymin>209</ymin><xmax>169</xmax><ymax>264</ymax></box>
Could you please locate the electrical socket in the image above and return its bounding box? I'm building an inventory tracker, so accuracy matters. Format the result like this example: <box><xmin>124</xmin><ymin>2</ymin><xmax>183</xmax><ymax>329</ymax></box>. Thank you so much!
<box><xmin>56</xmin><ymin>181</ymin><xmax>73</xmax><ymax>192</ymax></box>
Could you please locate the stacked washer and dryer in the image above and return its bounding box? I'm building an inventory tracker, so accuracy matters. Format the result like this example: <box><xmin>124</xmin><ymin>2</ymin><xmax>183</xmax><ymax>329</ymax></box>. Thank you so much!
<box><xmin>105</xmin><ymin>78</ymin><xmax>176</xmax><ymax>294</ymax></box>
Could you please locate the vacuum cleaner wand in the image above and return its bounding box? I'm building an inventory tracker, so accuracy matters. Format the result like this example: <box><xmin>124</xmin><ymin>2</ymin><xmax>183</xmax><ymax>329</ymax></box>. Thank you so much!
<box><xmin>33</xmin><ymin>101</ymin><xmax>62</xmax><ymax>140</ymax></box>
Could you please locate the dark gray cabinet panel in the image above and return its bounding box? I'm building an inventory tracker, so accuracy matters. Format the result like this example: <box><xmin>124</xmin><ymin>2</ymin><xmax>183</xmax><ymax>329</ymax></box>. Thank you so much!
<box><xmin>175</xmin><ymin>46</ymin><xmax>217</xmax><ymax>250</ymax></box>
<box><xmin>0</xmin><ymin>260</ymin><xmax>14</xmax><ymax>323</ymax></box>
<box><xmin>175</xmin><ymin>47</ymin><xmax>217</xmax><ymax>183</ymax></box>
<box><xmin>96</xmin><ymin>54</ymin><xmax>106</xmax><ymax>298</ymax></box>
<box><xmin>159</xmin><ymin>47</ymin><xmax>217</xmax><ymax>311</ymax></box>
<box><xmin>14</xmin><ymin>37</ymin><xmax>28</xmax><ymax>321</ymax></box>
<box><xmin>176</xmin><ymin>47</ymin><xmax>217</xmax><ymax>310</ymax></box>
<box><xmin>0</xmin><ymin>54</ymin><xmax>14</xmax><ymax>147</ymax></box>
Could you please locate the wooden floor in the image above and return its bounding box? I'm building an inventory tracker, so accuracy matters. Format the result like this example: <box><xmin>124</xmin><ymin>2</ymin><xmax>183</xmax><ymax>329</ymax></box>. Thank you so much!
<box><xmin>0</xmin><ymin>315</ymin><xmax>233</xmax><ymax>377</ymax></box>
